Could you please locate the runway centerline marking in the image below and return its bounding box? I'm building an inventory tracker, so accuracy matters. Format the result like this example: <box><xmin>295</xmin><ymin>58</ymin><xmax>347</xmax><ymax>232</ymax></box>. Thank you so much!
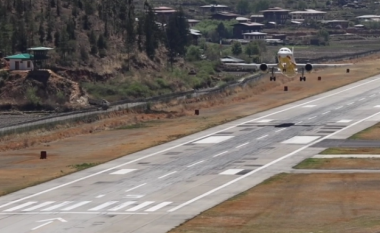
<box><xmin>125</xmin><ymin>183</ymin><xmax>146</xmax><ymax>193</ymax></box>
<box><xmin>322</xmin><ymin>111</ymin><xmax>330</xmax><ymax>115</ymax></box>
<box><xmin>359</xmin><ymin>98</ymin><xmax>366</xmax><ymax>101</ymax></box>
<box><xmin>236</xmin><ymin>142</ymin><xmax>249</xmax><ymax>148</ymax></box>
<box><xmin>187</xmin><ymin>160</ymin><xmax>205</xmax><ymax>168</ymax></box>
<box><xmin>335</xmin><ymin>106</ymin><xmax>343</xmax><ymax>109</ymax></box>
<box><xmin>347</xmin><ymin>102</ymin><xmax>354</xmax><ymax>105</ymax></box>
<box><xmin>213</xmin><ymin>151</ymin><xmax>228</xmax><ymax>157</ymax></box>
<box><xmin>308</xmin><ymin>116</ymin><xmax>316</xmax><ymax>120</ymax></box>
<box><xmin>275</xmin><ymin>128</ymin><xmax>286</xmax><ymax>133</ymax></box>
<box><xmin>168</xmin><ymin>110</ymin><xmax>380</xmax><ymax>212</ymax></box>
<box><xmin>158</xmin><ymin>171</ymin><xmax>177</xmax><ymax>179</ymax></box>
<box><xmin>296</xmin><ymin>121</ymin><xmax>303</xmax><ymax>124</ymax></box>
<box><xmin>3</xmin><ymin>76</ymin><xmax>380</xmax><ymax>209</ymax></box>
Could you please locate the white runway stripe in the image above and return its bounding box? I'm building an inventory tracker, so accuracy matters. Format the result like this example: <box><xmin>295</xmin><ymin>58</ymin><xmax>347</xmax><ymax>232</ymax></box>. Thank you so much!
<box><xmin>4</xmin><ymin>202</ymin><xmax>37</xmax><ymax>212</ymax></box>
<box><xmin>126</xmin><ymin>201</ymin><xmax>154</xmax><ymax>211</ymax></box>
<box><xmin>42</xmin><ymin>201</ymin><xmax>73</xmax><ymax>211</ymax></box>
<box><xmin>145</xmin><ymin>202</ymin><xmax>172</xmax><ymax>212</ymax></box>
<box><xmin>23</xmin><ymin>202</ymin><xmax>55</xmax><ymax>211</ymax></box>
<box><xmin>108</xmin><ymin>201</ymin><xmax>136</xmax><ymax>211</ymax></box>
<box><xmin>110</xmin><ymin>169</ymin><xmax>136</xmax><ymax>175</ymax></box>
<box><xmin>89</xmin><ymin>201</ymin><xmax>118</xmax><ymax>211</ymax></box>
<box><xmin>62</xmin><ymin>201</ymin><xmax>91</xmax><ymax>211</ymax></box>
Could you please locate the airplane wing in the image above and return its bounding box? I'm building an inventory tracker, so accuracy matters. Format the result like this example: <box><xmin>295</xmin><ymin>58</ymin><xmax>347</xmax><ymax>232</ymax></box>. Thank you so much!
<box><xmin>296</xmin><ymin>63</ymin><xmax>353</xmax><ymax>69</ymax></box>
<box><xmin>223</xmin><ymin>63</ymin><xmax>278</xmax><ymax>69</ymax></box>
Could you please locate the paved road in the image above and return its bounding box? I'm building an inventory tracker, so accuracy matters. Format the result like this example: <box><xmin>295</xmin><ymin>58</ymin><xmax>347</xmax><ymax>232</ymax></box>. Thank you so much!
<box><xmin>2</xmin><ymin>74</ymin><xmax>380</xmax><ymax>232</ymax></box>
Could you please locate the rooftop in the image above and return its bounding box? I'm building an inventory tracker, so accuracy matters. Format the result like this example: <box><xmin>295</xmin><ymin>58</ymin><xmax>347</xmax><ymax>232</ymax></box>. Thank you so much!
<box><xmin>188</xmin><ymin>19</ymin><xmax>200</xmax><ymax>22</ymax></box>
<box><xmin>290</xmin><ymin>9</ymin><xmax>326</xmax><ymax>14</ymax></box>
<box><xmin>251</xmin><ymin>15</ymin><xmax>264</xmax><ymax>17</ymax></box>
<box><xmin>5</xmin><ymin>53</ymin><xmax>34</xmax><ymax>60</ymax></box>
<box><xmin>213</xmin><ymin>11</ymin><xmax>239</xmax><ymax>17</ymax></box>
<box><xmin>261</xmin><ymin>7</ymin><xmax>291</xmax><ymax>13</ymax></box>
<box><xmin>243</xmin><ymin>32</ymin><xmax>267</xmax><ymax>35</ymax></box>
<box><xmin>356</xmin><ymin>15</ymin><xmax>380</xmax><ymax>18</ymax></box>
<box><xmin>200</xmin><ymin>4</ymin><xmax>228</xmax><ymax>8</ymax></box>
<box><xmin>236</xmin><ymin>22</ymin><xmax>264</xmax><ymax>27</ymax></box>
<box><xmin>27</xmin><ymin>47</ymin><xmax>54</xmax><ymax>51</ymax></box>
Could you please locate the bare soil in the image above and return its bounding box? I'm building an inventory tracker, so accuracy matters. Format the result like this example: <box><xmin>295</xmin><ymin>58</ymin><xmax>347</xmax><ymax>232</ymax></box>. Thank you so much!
<box><xmin>294</xmin><ymin>158</ymin><xmax>380</xmax><ymax>169</ymax></box>
<box><xmin>0</xmin><ymin>54</ymin><xmax>380</xmax><ymax>195</ymax></box>
<box><xmin>169</xmin><ymin>173</ymin><xmax>380</xmax><ymax>233</ymax></box>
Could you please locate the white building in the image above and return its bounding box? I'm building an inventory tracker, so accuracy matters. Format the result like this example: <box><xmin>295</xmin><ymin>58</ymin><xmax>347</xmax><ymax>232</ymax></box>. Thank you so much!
<box><xmin>243</xmin><ymin>32</ymin><xmax>267</xmax><ymax>41</ymax></box>
<box><xmin>290</xmin><ymin>9</ymin><xmax>326</xmax><ymax>21</ymax></box>
<box><xmin>4</xmin><ymin>53</ymin><xmax>34</xmax><ymax>71</ymax></box>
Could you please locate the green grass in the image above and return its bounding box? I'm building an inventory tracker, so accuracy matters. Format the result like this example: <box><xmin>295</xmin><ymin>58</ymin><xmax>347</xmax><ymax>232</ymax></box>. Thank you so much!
<box><xmin>69</xmin><ymin>163</ymin><xmax>97</xmax><ymax>171</ymax></box>
<box><xmin>320</xmin><ymin>147</ymin><xmax>380</xmax><ymax>154</ymax></box>
<box><xmin>293</xmin><ymin>158</ymin><xmax>331</xmax><ymax>169</ymax></box>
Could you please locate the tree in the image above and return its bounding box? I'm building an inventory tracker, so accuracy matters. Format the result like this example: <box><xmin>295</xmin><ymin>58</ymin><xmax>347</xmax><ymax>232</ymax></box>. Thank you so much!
<box><xmin>97</xmin><ymin>34</ymin><xmax>107</xmax><ymax>50</ymax></box>
<box><xmin>144</xmin><ymin>5</ymin><xmax>159</xmax><ymax>59</ymax></box>
<box><xmin>236</xmin><ymin>0</ymin><xmax>250</xmax><ymax>15</ymax></box>
<box><xmin>38</xmin><ymin>21</ymin><xmax>45</xmax><ymax>44</ymax></box>
<box><xmin>125</xmin><ymin>0</ymin><xmax>135</xmax><ymax>70</ymax></box>
<box><xmin>186</xmin><ymin>45</ymin><xmax>201</xmax><ymax>61</ymax></box>
<box><xmin>165</xmin><ymin>7</ymin><xmax>190</xmax><ymax>66</ymax></box>
<box><xmin>216</xmin><ymin>22</ymin><xmax>228</xmax><ymax>39</ymax></box>
<box><xmin>252</xmin><ymin>0</ymin><xmax>269</xmax><ymax>13</ymax></box>
<box><xmin>245</xmin><ymin>41</ymin><xmax>259</xmax><ymax>57</ymax></box>
<box><xmin>231</xmin><ymin>41</ymin><xmax>242</xmax><ymax>56</ymax></box>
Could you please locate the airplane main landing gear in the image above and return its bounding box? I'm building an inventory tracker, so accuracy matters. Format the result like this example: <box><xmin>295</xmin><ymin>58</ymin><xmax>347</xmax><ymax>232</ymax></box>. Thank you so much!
<box><xmin>299</xmin><ymin>68</ymin><xmax>306</xmax><ymax>81</ymax></box>
<box><xmin>300</xmin><ymin>77</ymin><xmax>306</xmax><ymax>81</ymax></box>
<box><xmin>269</xmin><ymin>67</ymin><xmax>276</xmax><ymax>81</ymax></box>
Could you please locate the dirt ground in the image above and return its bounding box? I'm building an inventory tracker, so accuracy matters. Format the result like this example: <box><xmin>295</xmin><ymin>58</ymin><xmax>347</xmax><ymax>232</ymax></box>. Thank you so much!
<box><xmin>169</xmin><ymin>173</ymin><xmax>380</xmax><ymax>233</ymax></box>
<box><xmin>1</xmin><ymin>54</ymin><xmax>380</xmax><ymax>195</ymax></box>
<box><xmin>294</xmin><ymin>158</ymin><xmax>380</xmax><ymax>169</ymax></box>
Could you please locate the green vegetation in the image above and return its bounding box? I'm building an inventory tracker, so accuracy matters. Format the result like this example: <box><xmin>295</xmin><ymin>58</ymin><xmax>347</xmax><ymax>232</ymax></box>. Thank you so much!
<box><xmin>293</xmin><ymin>158</ymin><xmax>330</xmax><ymax>169</ymax></box>
<box><xmin>69</xmin><ymin>163</ymin><xmax>97</xmax><ymax>171</ymax></box>
<box><xmin>320</xmin><ymin>148</ymin><xmax>380</xmax><ymax>154</ymax></box>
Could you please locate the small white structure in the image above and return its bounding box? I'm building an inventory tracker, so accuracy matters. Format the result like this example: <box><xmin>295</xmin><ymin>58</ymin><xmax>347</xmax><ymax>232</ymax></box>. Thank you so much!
<box><xmin>290</xmin><ymin>9</ymin><xmax>326</xmax><ymax>21</ymax></box>
<box><xmin>243</xmin><ymin>32</ymin><xmax>267</xmax><ymax>41</ymax></box>
<box><xmin>4</xmin><ymin>53</ymin><xmax>34</xmax><ymax>71</ymax></box>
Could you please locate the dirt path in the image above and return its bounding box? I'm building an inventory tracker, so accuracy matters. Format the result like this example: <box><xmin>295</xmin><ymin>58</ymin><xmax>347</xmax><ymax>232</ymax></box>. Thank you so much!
<box><xmin>0</xmin><ymin>54</ymin><xmax>380</xmax><ymax>195</ymax></box>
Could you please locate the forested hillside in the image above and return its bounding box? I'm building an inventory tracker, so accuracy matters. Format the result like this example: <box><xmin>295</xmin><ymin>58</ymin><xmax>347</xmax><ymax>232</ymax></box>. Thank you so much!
<box><xmin>0</xmin><ymin>0</ymin><xmax>191</xmax><ymax>74</ymax></box>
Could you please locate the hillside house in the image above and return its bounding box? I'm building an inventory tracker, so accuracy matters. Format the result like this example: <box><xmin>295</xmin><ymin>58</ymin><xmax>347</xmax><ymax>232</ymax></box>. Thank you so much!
<box><xmin>356</xmin><ymin>15</ymin><xmax>380</xmax><ymax>22</ymax></box>
<box><xmin>251</xmin><ymin>15</ymin><xmax>264</xmax><ymax>23</ymax></box>
<box><xmin>236</xmin><ymin>17</ymin><xmax>250</xmax><ymax>23</ymax></box>
<box><xmin>260</xmin><ymin>7</ymin><xmax>291</xmax><ymax>25</ymax></box>
<box><xmin>290</xmin><ymin>9</ymin><xmax>326</xmax><ymax>21</ymax></box>
<box><xmin>321</xmin><ymin>20</ymin><xmax>349</xmax><ymax>29</ymax></box>
<box><xmin>4</xmin><ymin>54</ymin><xmax>34</xmax><ymax>71</ymax></box>
<box><xmin>200</xmin><ymin>4</ymin><xmax>229</xmax><ymax>13</ymax></box>
<box><xmin>153</xmin><ymin>6</ymin><xmax>177</xmax><ymax>23</ymax></box>
<box><xmin>233</xmin><ymin>22</ymin><xmax>264</xmax><ymax>39</ymax></box>
<box><xmin>188</xmin><ymin>19</ymin><xmax>200</xmax><ymax>27</ymax></box>
<box><xmin>211</xmin><ymin>12</ymin><xmax>239</xmax><ymax>21</ymax></box>
<box><xmin>243</xmin><ymin>32</ymin><xmax>267</xmax><ymax>41</ymax></box>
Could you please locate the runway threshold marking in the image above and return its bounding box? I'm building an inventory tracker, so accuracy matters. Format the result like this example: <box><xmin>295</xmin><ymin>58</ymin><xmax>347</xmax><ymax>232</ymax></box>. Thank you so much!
<box><xmin>2</xmin><ymin>76</ymin><xmax>380</xmax><ymax>210</ymax></box>
<box><xmin>169</xmin><ymin>109</ymin><xmax>380</xmax><ymax>212</ymax></box>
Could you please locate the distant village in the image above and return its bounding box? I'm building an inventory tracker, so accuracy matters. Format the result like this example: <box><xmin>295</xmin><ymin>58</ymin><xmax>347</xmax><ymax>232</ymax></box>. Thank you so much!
<box><xmin>1</xmin><ymin>1</ymin><xmax>380</xmax><ymax>72</ymax></box>
<box><xmin>153</xmin><ymin>2</ymin><xmax>380</xmax><ymax>46</ymax></box>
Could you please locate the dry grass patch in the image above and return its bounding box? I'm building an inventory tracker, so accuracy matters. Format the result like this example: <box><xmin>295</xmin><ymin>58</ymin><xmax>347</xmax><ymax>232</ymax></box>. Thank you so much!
<box><xmin>294</xmin><ymin>158</ymin><xmax>380</xmax><ymax>169</ymax></box>
<box><xmin>170</xmin><ymin>173</ymin><xmax>380</xmax><ymax>233</ymax></box>
<box><xmin>350</xmin><ymin>122</ymin><xmax>380</xmax><ymax>140</ymax></box>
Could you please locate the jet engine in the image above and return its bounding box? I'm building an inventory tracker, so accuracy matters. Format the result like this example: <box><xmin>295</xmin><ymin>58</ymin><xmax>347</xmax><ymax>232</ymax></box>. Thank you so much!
<box><xmin>305</xmin><ymin>63</ymin><xmax>313</xmax><ymax>72</ymax></box>
<box><xmin>259</xmin><ymin>63</ymin><xmax>268</xmax><ymax>72</ymax></box>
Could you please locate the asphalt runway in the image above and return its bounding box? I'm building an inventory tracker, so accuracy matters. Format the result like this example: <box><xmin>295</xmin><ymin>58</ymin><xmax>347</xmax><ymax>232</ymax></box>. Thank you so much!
<box><xmin>2</xmin><ymin>74</ymin><xmax>380</xmax><ymax>232</ymax></box>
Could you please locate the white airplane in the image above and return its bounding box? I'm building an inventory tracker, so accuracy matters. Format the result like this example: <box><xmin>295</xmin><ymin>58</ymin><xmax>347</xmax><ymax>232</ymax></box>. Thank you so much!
<box><xmin>225</xmin><ymin>47</ymin><xmax>353</xmax><ymax>81</ymax></box>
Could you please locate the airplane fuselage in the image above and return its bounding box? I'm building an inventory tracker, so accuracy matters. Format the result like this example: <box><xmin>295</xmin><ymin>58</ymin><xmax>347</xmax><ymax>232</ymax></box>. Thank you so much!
<box><xmin>277</xmin><ymin>47</ymin><xmax>297</xmax><ymax>77</ymax></box>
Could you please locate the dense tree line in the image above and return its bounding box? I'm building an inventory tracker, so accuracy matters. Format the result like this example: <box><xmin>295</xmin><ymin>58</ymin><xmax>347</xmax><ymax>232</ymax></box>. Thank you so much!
<box><xmin>0</xmin><ymin>0</ymin><xmax>189</xmax><ymax>67</ymax></box>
